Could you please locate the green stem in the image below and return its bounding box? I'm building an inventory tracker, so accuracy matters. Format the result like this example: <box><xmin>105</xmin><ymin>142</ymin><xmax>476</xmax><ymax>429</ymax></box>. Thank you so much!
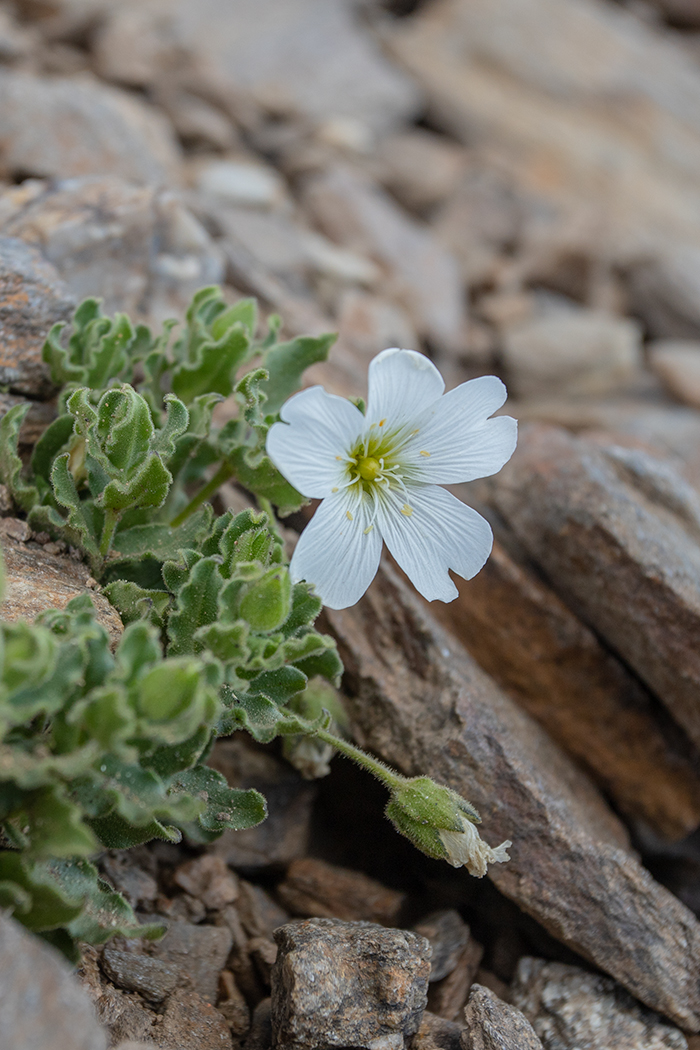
<box><xmin>314</xmin><ymin>726</ymin><xmax>405</xmax><ymax>791</ymax></box>
<box><xmin>99</xmin><ymin>508</ymin><xmax>120</xmax><ymax>558</ymax></box>
<box><xmin>170</xmin><ymin>462</ymin><xmax>235</xmax><ymax>527</ymax></box>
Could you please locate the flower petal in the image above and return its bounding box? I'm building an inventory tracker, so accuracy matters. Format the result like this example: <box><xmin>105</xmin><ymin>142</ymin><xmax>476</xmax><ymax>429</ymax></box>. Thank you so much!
<box><xmin>290</xmin><ymin>488</ymin><xmax>383</xmax><ymax>609</ymax></box>
<box><xmin>376</xmin><ymin>485</ymin><xmax>493</xmax><ymax>602</ymax></box>
<box><xmin>404</xmin><ymin>377</ymin><xmax>517</xmax><ymax>484</ymax></box>
<box><xmin>365</xmin><ymin>348</ymin><xmax>445</xmax><ymax>429</ymax></box>
<box><xmin>266</xmin><ymin>386</ymin><xmax>364</xmax><ymax>498</ymax></box>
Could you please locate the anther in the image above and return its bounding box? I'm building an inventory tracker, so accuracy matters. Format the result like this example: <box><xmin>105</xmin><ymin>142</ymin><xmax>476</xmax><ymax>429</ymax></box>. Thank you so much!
<box><xmin>332</xmin><ymin>487</ymin><xmax>339</xmax><ymax>492</ymax></box>
<box><xmin>419</xmin><ymin>450</ymin><xmax>430</xmax><ymax>457</ymax></box>
<box><xmin>379</xmin><ymin>418</ymin><xmax>386</xmax><ymax>426</ymax></box>
<box><xmin>346</xmin><ymin>510</ymin><xmax>353</xmax><ymax>520</ymax></box>
<box><xmin>401</xmin><ymin>504</ymin><xmax>413</xmax><ymax>516</ymax></box>
<box><xmin>364</xmin><ymin>525</ymin><xmax>374</xmax><ymax>534</ymax></box>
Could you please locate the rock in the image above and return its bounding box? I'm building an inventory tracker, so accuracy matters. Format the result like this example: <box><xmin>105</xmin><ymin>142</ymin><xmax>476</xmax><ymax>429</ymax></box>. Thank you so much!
<box><xmin>249</xmin><ymin>936</ymin><xmax>278</xmax><ymax>987</ymax></box>
<box><xmin>427</xmin><ymin>939</ymin><xmax>484</xmax><ymax>1023</ymax></box>
<box><xmin>0</xmin><ymin>70</ymin><xmax>181</xmax><ymax>184</ymax></box>
<box><xmin>502</xmin><ymin>310</ymin><xmax>642</xmax><ymax>398</ymax></box>
<box><xmin>149</xmin><ymin>921</ymin><xmax>233</xmax><ymax>1005</ymax></box>
<box><xmin>429</xmin><ymin>536</ymin><xmax>700</xmax><ymax>840</ymax></box>
<box><xmin>626</xmin><ymin>247</ymin><xmax>700</xmax><ymax>340</ymax></box>
<box><xmin>651</xmin><ymin>0</ymin><xmax>700</xmax><ymax>26</ymax></box>
<box><xmin>100</xmin><ymin>946</ymin><xmax>179</xmax><ymax>1005</ymax></box>
<box><xmin>325</xmin><ymin>564</ymin><xmax>700</xmax><ymax>1030</ymax></box>
<box><xmin>155</xmin><ymin>987</ymin><xmax>233</xmax><ymax>1050</ymax></box>
<box><xmin>218</xmin><ymin>969</ymin><xmax>250</xmax><ymax>1037</ymax></box>
<box><xmin>94</xmin><ymin>0</ymin><xmax>421</xmax><ymax>135</ymax></box>
<box><xmin>173</xmin><ymin>856</ymin><xmax>239</xmax><ymax>911</ymax></box>
<box><xmin>0</xmin><ymin>235</ymin><xmax>73</xmax><ymax>397</ymax></box>
<box><xmin>276</xmin><ymin>857</ymin><xmax>406</xmax><ymax>925</ymax></box>
<box><xmin>236</xmin><ymin>879</ymin><xmax>290</xmax><ymax>940</ymax></box>
<box><xmin>0</xmin><ymin>392</ymin><xmax>57</xmax><ymax>447</ymax></box>
<box><xmin>2</xmin><ymin>176</ymin><xmax>223</xmax><ymax>319</ymax></box>
<box><xmin>0</xmin><ymin>525</ymin><xmax>123</xmax><ymax>647</ymax></box>
<box><xmin>462</xmin><ymin>984</ymin><xmax>543</xmax><ymax>1050</ymax></box>
<box><xmin>414</xmin><ymin>911</ymin><xmax>471</xmax><ymax>983</ymax></box>
<box><xmin>0</xmin><ymin>6</ymin><xmax>35</xmax><ymax>61</ymax></box>
<box><xmin>489</xmin><ymin>424</ymin><xmax>700</xmax><ymax>757</ymax></box>
<box><xmin>101</xmin><ymin>852</ymin><xmax>159</xmax><ymax>910</ymax></box>
<box><xmin>270</xmin><ymin>917</ymin><xmax>432</xmax><ymax>1050</ymax></box>
<box><xmin>195</xmin><ymin>160</ymin><xmax>286</xmax><ymax>209</ymax></box>
<box><xmin>0</xmin><ymin>912</ymin><xmax>107</xmax><ymax>1050</ymax></box>
<box><xmin>649</xmin><ymin>340</ymin><xmax>700</xmax><ymax>408</ymax></box>
<box><xmin>414</xmin><ymin>1011</ymin><xmax>464</xmax><ymax>1050</ymax></box>
<box><xmin>208</xmin><ymin>736</ymin><xmax>316</xmax><ymax>870</ymax></box>
<box><xmin>244</xmin><ymin>997</ymin><xmax>272</xmax><ymax>1050</ymax></box>
<box><xmin>336</xmin><ymin>290</ymin><xmax>418</xmax><ymax>371</ymax></box>
<box><xmin>375</xmin><ymin>129</ymin><xmax>468</xmax><ymax>213</ymax></box>
<box><xmin>94</xmin><ymin>984</ymin><xmax>156</xmax><ymax>1046</ymax></box>
<box><xmin>510</xmin><ymin>958</ymin><xmax>687</xmax><ymax>1049</ymax></box>
<box><xmin>154</xmin><ymin>89</ymin><xmax>237</xmax><ymax>152</ymax></box>
<box><xmin>301</xmin><ymin>164</ymin><xmax>466</xmax><ymax>352</ymax></box>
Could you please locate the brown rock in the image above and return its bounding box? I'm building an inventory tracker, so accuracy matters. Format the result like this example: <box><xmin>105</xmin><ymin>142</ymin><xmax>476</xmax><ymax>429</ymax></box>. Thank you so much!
<box><xmin>462</xmin><ymin>984</ymin><xmax>543</xmax><ymax>1050</ymax></box>
<box><xmin>430</xmin><ymin>537</ymin><xmax>700</xmax><ymax>840</ymax></box>
<box><xmin>325</xmin><ymin>565</ymin><xmax>700</xmax><ymax>1030</ymax></box>
<box><xmin>375</xmin><ymin>128</ymin><xmax>468</xmax><ymax>213</ymax></box>
<box><xmin>155</xmin><ymin>987</ymin><xmax>233</xmax><ymax>1050</ymax></box>
<box><xmin>649</xmin><ymin>340</ymin><xmax>700</xmax><ymax>408</ymax></box>
<box><xmin>301</xmin><ymin>164</ymin><xmax>466</xmax><ymax>352</ymax></box>
<box><xmin>218</xmin><ymin>969</ymin><xmax>250</xmax><ymax>1037</ymax></box>
<box><xmin>100</xmin><ymin>947</ymin><xmax>179</xmax><ymax>1006</ymax></box>
<box><xmin>414</xmin><ymin>910</ymin><xmax>472</xmax><ymax>983</ymax></box>
<box><xmin>0</xmin><ymin>70</ymin><xmax>180</xmax><ymax>184</ymax></box>
<box><xmin>271</xmin><ymin>917</ymin><xmax>431</xmax><ymax>1050</ymax></box>
<box><xmin>173</xmin><ymin>856</ymin><xmax>239</xmax><ymax>911</ymax></box>
<box><xmin>0</xmin><ymin>235</ymin><xmax>73</xmax><ymax>397</ymax></box>
<box><xmin>489</xmin><ymin>425</ymin><xmax>700</xmax><ymax>756</ymax></box>
<box><xmin>236</xmin><ymin>879</ymin><xmax>289</xmax><ymax>940</ymax></box>
<box><xmin>427</xmin><ymin>940</ymin><xmax>484</xmax><ymax>1023</ymax></box>
<box><xmin>249</xmin><ymin>936</ymin><xmax>278</xmax><ymax>987</ymax></box>
<box><xmin>0</xmin><ymin>525</ymin><xmax>123</xmax><ymax>646</ymax></box>
<box><xmin>0</xmin><ymin>912</ymin><xmax>107</xmax><ymax>1050</ymax></box>
<box><xmin>414</xmin><ymin>1011</ymin><xmax>464</xmax><ymax>1050</ymax></box>
<box><xmin>276</xmin><ymin>857</ymin><xmax>406</xmax><ymax>925</ymax></box>
<box><xmin>94</xmin><ymin>984</ymin><xmax>156</xmax><ymax>1046</ymax></box>
<box><xmin>244</xmin><ymin>997</ymin><xmax>272</xmax><ymax>1050</ymax></box>
<box><xmin>149</xmin><ymin>921</ymin><xmax>233</xmax><ymax>1005</ymax></box>
<box><xmin>510</xmin><ymin>958</ymin><xmax>687</xmax><ymax>1049</ymax></box>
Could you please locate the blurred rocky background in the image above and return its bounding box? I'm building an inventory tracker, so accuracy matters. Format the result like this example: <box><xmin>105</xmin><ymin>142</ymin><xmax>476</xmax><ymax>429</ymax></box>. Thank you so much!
<box><xmin>7</xmin><ymin>0</ymin><xmax>700</xmax><ymax>1048</ymax></box>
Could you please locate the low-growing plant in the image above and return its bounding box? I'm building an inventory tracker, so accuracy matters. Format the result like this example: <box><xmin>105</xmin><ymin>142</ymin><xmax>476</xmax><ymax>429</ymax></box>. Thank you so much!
<box><xmin>0</xmin><ymin>287</ymin><xmax>511</xmax><ymax>959</ymax></box>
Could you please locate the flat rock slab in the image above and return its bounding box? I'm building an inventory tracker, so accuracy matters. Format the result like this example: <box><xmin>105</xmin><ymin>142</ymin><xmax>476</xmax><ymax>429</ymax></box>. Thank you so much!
<box><xmin>488</xmin><ymin>424</ymin><xmax>700</xmax><ymax>754</ymax></box>
<box><xmin>0</xmin><ymin>912</ymin><xmax>106</xmax><ymax>1050</ymax></box>
<box><xmin>0</xmin><ymin>522</ymin><xmax>123</xmax><ymax>648</ymax></box>
<box><xmin>277</xmin><ymin>857</ymin><xmax>406</xmax><ymax>926</ymax></box>
<box><xmin>325</xmin><ymin>566</ymin><xmax>700</xmax><ymax>1031</ymax></box>
<box><xmin>511</xmin><ymin>958</ymin><xmax>687</xmax><ymax>1049</ymax></box>
<box><xmin>271</xmin><ymin>917</ymin><xmax>431</xmax><ymax>1050</ymax></box>
<box><xmin>0</xmin><ymin>235</ymin><xmax>73</xmax><ymax>398</ymax></box>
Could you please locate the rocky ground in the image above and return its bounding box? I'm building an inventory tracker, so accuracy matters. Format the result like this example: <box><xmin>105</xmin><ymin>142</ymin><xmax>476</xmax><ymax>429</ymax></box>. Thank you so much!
<box><xmin>5</xmin><ymin>0</ymin><xmax>700</xmax><ymax>1047</ymax></box>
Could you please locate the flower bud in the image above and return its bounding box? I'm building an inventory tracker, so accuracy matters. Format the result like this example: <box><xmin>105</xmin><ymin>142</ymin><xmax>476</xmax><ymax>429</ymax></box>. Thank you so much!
<box><xmin>386</xmin><ymin>776</ymin><xmax>511</xmax><ymax>878</ymax></box>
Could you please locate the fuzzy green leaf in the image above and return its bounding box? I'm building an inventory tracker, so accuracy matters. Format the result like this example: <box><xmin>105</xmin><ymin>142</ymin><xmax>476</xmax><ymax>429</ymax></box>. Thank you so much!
<box><xmin>261</xmin><ymin>332</ymin><xmax>336</xmax><ymax>415</ymax></box>
<box><xmin>170</xmin><ymin>765</ymin><xmax>266</xmax><ymax>838</ymax></box>
<box><xmin>167</xmin><ymin>557</ymin><xmax>223</xmax><ymax>656</ymax></box>
<box><xmin>0</xmin><ymin>402</ymin><xmax>39</xmax><ymax>511</ymax></box>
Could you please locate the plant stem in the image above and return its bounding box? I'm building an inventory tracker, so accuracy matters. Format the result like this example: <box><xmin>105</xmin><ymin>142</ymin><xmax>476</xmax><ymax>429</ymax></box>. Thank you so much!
<box><xmin>99</xmin><ymin>508</ymin><xmax>120</xmax><ymax>558</ymax></box>
<box><xmin>314</xmin><ymin>726</ymin><xmax>404</xmax><ymax>791</ymax></box>
<box><xmin>170</xmin><ymin>462</ymin><xmax>235</xmax><ymax>527</ymax></box>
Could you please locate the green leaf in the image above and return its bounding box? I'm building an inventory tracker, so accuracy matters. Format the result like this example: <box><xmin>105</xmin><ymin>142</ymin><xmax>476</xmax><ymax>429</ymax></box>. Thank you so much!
<box><xmin>0</xmin><ymin>853</ymin><xmax>84</xmax><ymax>932</ymax></box>
<box><xmin>171</xmin><ymin>765</ymin><xmax>266</xmax><ymax>840</ymax></box>
<box><xmin>261</xmin><ymin>332</ymin><xmax>336</xmax><ymax>414</ymax></box>
<box><xmin>54</xmin><ymin>858</ymin><xmax>165</xmax><ymax>945</ymax></box>
<box><xmin>84</xmin><ymin>313</ymin><xmax>134</xmax><ymax>389</ymax></box>
<box><xmin>167</xmin><ymin>557</ymin><xmax>223</xmax><ymax>656</ymax></box>
<box><xmin>112</xmin><ymin>505</ymin><xmax>213</xmax><ymax>560</ymax></box>
<box><xmin>30</xmin><ymin>414</ymin><xmax>75</xmax><ymax>486</ymax></box>
<box><xmin>250</xmin><ymin>666</ymin><xmax>308</xmax><ymax>704</ymax></box>
<box><xmin>102</xmin><ymin>581</ymin><xmax>170</xmax><ymax>628</ymax></box>
<box><xmin>151</xmin><ymin>394</ymin><xmax>189</xmax><ymax>459</ymax></box>
<box><xmin>99</xmin><ymin>454</ymin><xmax>171</xmax><ymax>513</ymax></box>
<box><xmin>13</xmin><ymin>784</ymin><xmax>98</xmax><ymax>860</ymax></box>
<box><xmin>238</xmin><ymin>566</ymin><xmax>292</xmax><ymax>632</ymax></box>
<box><xmin>0</xmin><ymin>402</ymin><xmax>39</xmax><ymax>511</ymax></box>
<box><xmin>172</xmin><ymin>324</ymin><xmax>250</xmax><ymax>404</ymax></box>
<box><xmin>49</xmin><ymin>454</ymin><xmax>101</xmax><ymax>564</ymax></box>
<box><xmin>227</xmin><ymin>445</ymin><xmax>306</xmax><ymax>516</ymax></box>
<box><xmin>211</xmin><ymin>298</ymin><xmax>258</xmax><ymax>340</ymax></box>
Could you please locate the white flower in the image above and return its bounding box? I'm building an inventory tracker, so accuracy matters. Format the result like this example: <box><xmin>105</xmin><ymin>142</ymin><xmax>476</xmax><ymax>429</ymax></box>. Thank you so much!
<box><xmin>266</xmin><ymin>347</ymin><xmax>517</xmax><ymax>610</ymax></box>
<box><xmin>439</xmin><ymin>817</ymin><xmax>512</xmax><ymax>878</ymax></box>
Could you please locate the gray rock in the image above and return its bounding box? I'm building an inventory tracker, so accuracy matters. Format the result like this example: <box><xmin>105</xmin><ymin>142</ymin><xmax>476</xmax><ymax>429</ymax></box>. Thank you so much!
<box><xmin>0</xmin><ymin>235</ymin><xmax>73</xmax><ymax>397</ymax></box>
<box><xmin>462</xmin><ymin>984</ymin><xmax>543</xmax><ymax>1050</ymax></box>
<box><xmin>414</xmin><ymin>1011</ymin><xmax>464</xmax><ymax>1050</ymax></box>
<box><xmin>0</xmin><ymin>912</ymin><xmax>106</xmax><ymax>1050</ymax></box>
<box><xmin>271</xmin><ymin>917</ymin><xmax>432</xmax><ymax>1050</ymax></box>
<box><xmin>100</xmin><ymin>947</ymin><xmax>179</xmax><ymax>1005</ymax></box>
<box><xmin>155</xmin><ymin>987</ymin><xmax>233</xmax><ymax>1049</ymax></box>
<box><xmin>149</xmin><ymin>921</ymin><xmax>233</xmax><ymax>1005</ymax></box>
<box><xmin>173</xmin><ymin>855</ymin><xmax>239</xmax><ymax>912</ymax></box>
<box><xmin>413</xmin><ymin>911</ymin><xmax>471</xmax><ymax>983</ymax></box>
<box><xmin>0</xmin><ymin>70</ymin><xmax>181</xmax><ymax>185</ymax></box>
<box><xmin>510</xmin><ymin>958</ymin><xmax>687</xmax><ymax>1049</ymax></box>
<box><xmin>626</xmin><ymin>248</ymin><xmax>700</xmax><ymax>340</ymax></box>
<box><xmin>236</xmin><ymin>879</ymin><xmax>290</xmax><ymax>940</ymax></box>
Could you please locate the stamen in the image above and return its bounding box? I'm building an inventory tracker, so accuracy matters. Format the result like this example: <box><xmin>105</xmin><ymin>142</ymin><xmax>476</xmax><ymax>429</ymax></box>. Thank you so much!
<box><xmin>411</xmin><ymin>428</ymin><xmax>420</xmax><ymax>434</ymax></box>
<box><xmin>379</xmin><ymin>418</ymin><xmax>386</xmax><ymax>426</ymax></box>
<box><xmin>364</xmin><ymin>525</ymin><xmax>374</xmax><ymax>534</ymax></box>
<box><xmin>336</xmin><ymin>455</ymin><xmax>342</xmax><ymax>461</ymax></box>
<box><xmin>332</xmin><ymin>487</ymin><xmax>339</xmax><ymax>492</ymax></box>
<box><xmin>419</xmin><ymin>450</ymin><xmax>430</xmax><ymax>457</ymax></box>
<box><xmin>346</xmin><ymin>510</ymin><xmax>353</xmax><ymax>520</ymax></box>
<box><xmin>401</xmin><ymin>504</ymin><xmax>413</xmax><ymax>516</ymax></box>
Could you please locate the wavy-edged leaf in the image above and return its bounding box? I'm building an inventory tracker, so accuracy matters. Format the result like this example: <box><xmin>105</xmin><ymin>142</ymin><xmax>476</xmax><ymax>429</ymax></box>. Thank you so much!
<box><xmin>261</xmin><ymin>332</ymin><xmax>336</xmax><ymax>414</ymax></box>
<box><xmin>167</xmin><ymin>556</ymin><xmax>223</xmax><ymax>656</ymax></box>
<box><xmin>50</xmin><ymin>453</ymin><xmax>100</xmax><ymax>563</ymax></box>
<box><xmin>172</xmin><ymin>323</ymin><xmax>250</xmax><ymax>404</ymax></box>
<box><xmin>171</xmin><ymin>765</ymin><xmax>266</xmax><ymax>840</ymax></box>
<box><xmin>0</xmin><ymin>402</ymin><xmax>39</xmax><ymax>511</ymax></box>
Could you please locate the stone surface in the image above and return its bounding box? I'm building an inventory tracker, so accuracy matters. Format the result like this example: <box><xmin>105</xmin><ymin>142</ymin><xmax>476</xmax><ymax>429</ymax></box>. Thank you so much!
<box><xmin>502</xmin><ymin>310</ymin><xmax>642</xmax><ymax>398</ymax></box>
<box><xmin>156</xmin><ymin>987</ymin><xmax>233</xmax><ymax>1050</ymax></box>
<box><xmin>149</xmin><ymin>921</ymin><xmax>233</xmax><ymax>1005</ymax></box>
<box><xmin>244</xmin><ymin>997</ymin><xmax>272</xmax><ymax>1050</ymax></box>
<box><xmin>2</xmin><ymin>176</ymin><xmax>223</xmax><ymax>319</ymax></box>
<box><xmin>271</xmin><ymin>918</ymin><xmax>431</xmax><ymax>1050</ymax></box>
<box><xmin>208</xmin><ymin>736</ymin><xmax>316</xmax><ymax>870</ymax></box>
<box><xmin>0</xmin><ymin>391</ymin><xmax>57</xmax><ymax>447</ymax></box>
<box><xmin>649</xmin><ymin>340</ymin><xmax>700</xmax><ymax>408</ymax></box>
<box><xmin>375</xmin><ymin>129</ymin><xmax>468</xmax><ymax>213</ymax></box>
<box><xmin>302</xmin><ymin>164</ymin><xmax>466</xmax><ymax>352</ymax></box>
<box><xmin>511</xmin><ymin>958</ymin><xmax>687</xmax><ymax>1049</ymax></box>
<box><xmin>488</xmin><ymin>424</ymin><xmax>700</xmax><ymax>756</ymax></box>
<box><xmin>0</xmin><ymin>912</ymin><xmax>107</xmax><ymax>1050</ymax></box>
<box><xmin>430</xmin><ymin>536</ymin><xmax>700</xmax><ymax>840</ymax></box>
<box><xmin>0</xmin><ymin>235</ymin><xmax>73</xmax><ymax>397</ymax></box>
<box><xmin>0</xmin><ymin>70</ymin><xmax>181</xmax><ymax>184</ymax></box>
<box><xmin>427</xmin><ymin>939</ymin><xmax>484</xmax><ymax>1023</ymax></box>
<box><xmin>414</xmin><ymin>1011</ymin><xmax>464</xmax><ymax>1050</ymax></box>
<box><xmin>414</xmin><ymin>910</ymin><xmax>471</xmax><ymax>983</ymax></box>
<box><xmin>100</xmin><ymin>947</ymin><xmax>179</xmax><ymax>1006</ymax></box>
<box><xmin>462</xmin><ymin>984</ymin><xmax>543</xmax><ymax>1050</ymax></box>
<box><xmin>236</xmin><ymin>879</ymin><xmax>290</xmax><ymax>940</ymax></box>
<box><xmin>625</xmin><ymin>248</ymin><xmax>700</xmax><ymax>340</ymax></box>
<box><xmin>0</xmin><ymin>524</ymin><xmax>123</xmax><ymax>647</ymax></box>
<box><xmin>276</xmin><ymin>857</ymin><xmax>406</xmax><ymax>926</ymax></box>
<box><xmin>195</xmin><ymin>160</ymin><xmax>286</xmax><ymax>209</ymax></box>
<box><xmin>173</xmin><ymin>855</ymin><xmax>239</xmax><ymax>911</ymax></box>
<box><xmin>325</xmin><ymin>564</ymin><xmax>700</xmax><ymax>1030</ymax></box>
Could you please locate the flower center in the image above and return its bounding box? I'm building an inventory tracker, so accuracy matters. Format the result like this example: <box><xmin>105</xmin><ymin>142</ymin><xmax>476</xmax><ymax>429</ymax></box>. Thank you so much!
<box><xmin>356</xmin><ymin>456</ymin><xmax>381</xmax><ymax>482</ymax></box>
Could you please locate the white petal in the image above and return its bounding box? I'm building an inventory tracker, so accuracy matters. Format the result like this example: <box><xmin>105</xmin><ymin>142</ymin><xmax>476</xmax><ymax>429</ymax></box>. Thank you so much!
<box><xmin>290</xmin><ymin>488</ymin><xmax>383</xmax><ymax>609</ymax></box>
<box><xmin>403</xmin><ymin>376</ymin><xmax>517</xmax><ymax>485</ymax></box>
<box><xmin>266</xmin><ymin>386</ymin><xmax>364</xmax><ymax>499</ymax></box>
<box><xmin>376</xmin><ymin>485</ymin><xmax>493</xmax><ymax>602</ymax></box>
<box><xmin>365</xmin><ymin>348</ymin><xmax>444</xmax><ymax>429</ymax></box>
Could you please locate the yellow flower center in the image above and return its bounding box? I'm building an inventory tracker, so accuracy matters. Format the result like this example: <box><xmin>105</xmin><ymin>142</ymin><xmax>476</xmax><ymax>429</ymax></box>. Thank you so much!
<box><xmin>357</xmin><ymin>456</ymin><xmax>381</xmax><ymax>482</ymax></box>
